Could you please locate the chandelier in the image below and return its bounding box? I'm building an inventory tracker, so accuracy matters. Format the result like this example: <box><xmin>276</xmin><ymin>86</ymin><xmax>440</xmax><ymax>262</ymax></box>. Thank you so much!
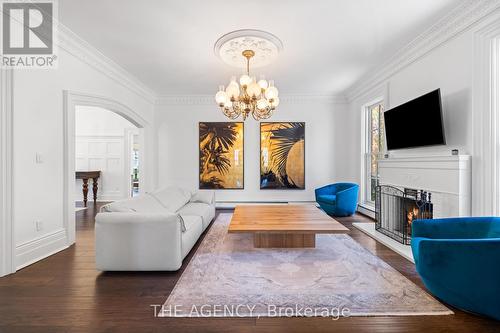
<box><xmin>215</xmin><ymin>49</ymin><xmax>279</xmax><ymax>121</ymax></box>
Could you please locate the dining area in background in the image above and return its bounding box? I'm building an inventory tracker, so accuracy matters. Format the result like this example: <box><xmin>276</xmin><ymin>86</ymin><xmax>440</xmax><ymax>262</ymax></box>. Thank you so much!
<box><xmin>75</xmin><ymin>170</ymin><xmax>101</xmax><ymax>207</ymax></box>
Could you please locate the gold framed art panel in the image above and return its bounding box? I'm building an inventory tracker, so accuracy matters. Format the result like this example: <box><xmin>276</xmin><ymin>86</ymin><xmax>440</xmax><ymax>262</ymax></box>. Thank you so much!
<box><xmin>199</xmin><ymin>122</ymin><xmax>244</xmax><ymax>189</ymax></box>
<box><xmin>260</xmin><ymin>122</ymin><xmax>305</xmax><ymax>190</ymax></box>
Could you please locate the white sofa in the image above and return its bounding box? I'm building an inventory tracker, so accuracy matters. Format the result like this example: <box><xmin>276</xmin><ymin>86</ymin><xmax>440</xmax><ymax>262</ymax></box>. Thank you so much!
<box><xmin>95</xmin><ymin>186</ymin><xmax>215</xmax><ymax>271</ymax></box>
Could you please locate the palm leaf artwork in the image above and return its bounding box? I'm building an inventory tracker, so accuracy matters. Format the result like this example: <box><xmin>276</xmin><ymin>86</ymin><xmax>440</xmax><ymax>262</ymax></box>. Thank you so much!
<box><xmin>199</xmin><ymin>122</ymin><xmax>243</xmax><ymax>189</ymax></box>
<box><xmin>270</xmin><ymin>123</ymin><xmax>305</xmax><ymax>178</ymax></box>
<box><xmin>200</xmin><ymin>122</ymin><xmax>238</xmax><ymax>151</ymax></box>
<box><xmin>207</xmin><ymin>140</ymin><xmax>231</xmax><ymax>174</ymax></box>
<box><xmin>199</xmin><ymin>176</ymin><xmax>224</xmax><ymax>189</ymax></box>
<box><xmin>261</xmin><ymin>122</ymin><xmax>305</xmax><ymax>189</ymax></box>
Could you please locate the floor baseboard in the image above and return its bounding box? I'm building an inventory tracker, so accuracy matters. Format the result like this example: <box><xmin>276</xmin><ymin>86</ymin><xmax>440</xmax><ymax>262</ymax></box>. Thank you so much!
<box><xmin>352</xmin><ymin>223</ymin><xmax>414</xmax><ymax>263</ymax></box>
<box><xmin>15</xmin><ymin>229</ymin><xmax>68</xmax><ymax>270</ymax></box>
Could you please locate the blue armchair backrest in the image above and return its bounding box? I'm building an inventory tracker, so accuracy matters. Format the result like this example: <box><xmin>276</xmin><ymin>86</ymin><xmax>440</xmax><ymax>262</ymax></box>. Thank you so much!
<box><xmin>332</xmin><ymin>183</ymin><xmax>358</xmax><ymax>194</ymax></box>
<box><xmin>413</xmin><ymin>217</ymin><xmax>500</xmax><ymax>240</ymax></box>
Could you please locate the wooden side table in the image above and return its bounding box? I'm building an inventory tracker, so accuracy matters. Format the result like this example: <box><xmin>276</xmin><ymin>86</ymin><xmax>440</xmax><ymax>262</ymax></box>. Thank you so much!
<box><xmin>76</xmin><ymin>171</ymin><xmax>101</xmax><ymax>207</ymax></box>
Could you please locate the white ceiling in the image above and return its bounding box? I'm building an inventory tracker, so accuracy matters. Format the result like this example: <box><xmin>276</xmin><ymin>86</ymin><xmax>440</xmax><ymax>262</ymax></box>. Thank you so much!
<box><xmin>59</xmin><ymin>0</ymin><xmax>460</xmax><ymax>96</ymax></box>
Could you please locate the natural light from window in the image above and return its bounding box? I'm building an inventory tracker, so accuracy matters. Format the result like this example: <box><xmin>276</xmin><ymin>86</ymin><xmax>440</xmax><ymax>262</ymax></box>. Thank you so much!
<box><xmin>363</xmin><ymin>102</ymin><xmax>385</xmax><ymax>207</ymax></box>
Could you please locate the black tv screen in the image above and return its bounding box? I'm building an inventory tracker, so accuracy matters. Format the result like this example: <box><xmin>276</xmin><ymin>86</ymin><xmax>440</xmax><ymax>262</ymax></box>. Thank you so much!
<box><xmin>384</xmin><ymin>89</ymin><xmax>445</xmax><ymax>150</ymax></box>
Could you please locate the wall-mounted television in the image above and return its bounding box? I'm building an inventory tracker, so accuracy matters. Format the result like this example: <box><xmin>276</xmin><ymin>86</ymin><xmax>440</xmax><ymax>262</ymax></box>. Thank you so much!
<box><xmin>383</xmin><ymin>89</ymin><xmax>445</xmax><ymax>150</ymax></box>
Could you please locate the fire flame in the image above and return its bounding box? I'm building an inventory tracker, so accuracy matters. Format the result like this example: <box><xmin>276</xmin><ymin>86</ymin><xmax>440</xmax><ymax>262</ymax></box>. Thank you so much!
<box><xmin>407</xmin><ymin>207</ymin><xmax>419</xmax><ymax>225</ymax></box>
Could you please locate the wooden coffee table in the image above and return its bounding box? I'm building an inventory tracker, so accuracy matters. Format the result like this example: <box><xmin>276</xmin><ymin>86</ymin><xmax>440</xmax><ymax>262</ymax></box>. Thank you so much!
<box><xmin>228</xmin><ymin>204</ymin><xmax>349</xmax><ymax>248</ymax></box>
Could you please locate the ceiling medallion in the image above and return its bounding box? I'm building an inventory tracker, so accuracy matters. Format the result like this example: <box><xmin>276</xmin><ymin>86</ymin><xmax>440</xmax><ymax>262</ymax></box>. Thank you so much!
<box><xmin>214</xmin><ymin>30</ymin><xmax>283</xmax><ymax>121</ymax></box>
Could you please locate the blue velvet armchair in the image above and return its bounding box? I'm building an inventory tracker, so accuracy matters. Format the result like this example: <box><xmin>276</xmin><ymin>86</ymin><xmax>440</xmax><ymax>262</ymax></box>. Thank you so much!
<box><xmin>315</xmin><ymin>183</ymin><xmax>359</xmax><ymax>216</ymax></box>
<box><xmin>412</xmin><ymin>217</ymin><xmax>500</xmax><ymax>321</ymax></box>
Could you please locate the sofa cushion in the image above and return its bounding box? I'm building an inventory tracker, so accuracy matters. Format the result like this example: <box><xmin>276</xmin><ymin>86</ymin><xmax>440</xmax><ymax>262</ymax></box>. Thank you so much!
<box><xmin>190</xmin><ymin>190</ymin><xmax>215</xmax><ymax>205</ymax></box>
<box><xmin>101</xmin><ymin>194</ymin><xmax>167</xmax><ymax>213</ymax></box>
<box><xmin>317</xmin><ymin>194</ymin><xmax>336</xmax><ymax>204</ymax></box>
<box><xmin>149</xmin><ymin>186</ymin><xmax>192</xmax><ymax>212</ymax></box>
<box><xmin>177</xmin><ymin>202</ymin><xmax>215</xmax><ymax>231</ymax></box>
<box><xmin>181</xmin><ymin>215</ymin><xmax>203</xmax><ymax>258</ymax></box>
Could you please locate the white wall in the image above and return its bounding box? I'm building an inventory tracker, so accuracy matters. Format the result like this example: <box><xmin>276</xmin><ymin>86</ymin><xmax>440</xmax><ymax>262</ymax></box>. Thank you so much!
<box><xmin>75</xmin><ymin>106</ymin><xmax>137</xmax><ymax>201</ymax></box>
<box><xmin>12</xmin><ymin>37</ymin><xmax>155</xmax><ymax>269</ymax></box>
<box><xmin>345</xmin><ymin>31</ymin><xmax>473</xmax><ymax>176</ymax></box>
<box><xmin>342</xmin><ymin>10</ymin><xmax>500</xmax><ymax>216</ymax></box>
<box><xmin>156</xmin><ymin>98</ymin><xmax>348</xmax><ymax>202</ymax></box>
<box><xmin>76</xmin><ymin>106</ymin><xmax>137</xmax><ymax>136</ymax></box>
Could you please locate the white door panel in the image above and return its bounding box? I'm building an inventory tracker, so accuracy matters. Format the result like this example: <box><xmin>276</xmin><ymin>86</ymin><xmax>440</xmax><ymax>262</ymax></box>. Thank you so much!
<box><xmin>75</xmin><ymin>136</ymin><xmax>127</xmax><ymax>201</ymax></box>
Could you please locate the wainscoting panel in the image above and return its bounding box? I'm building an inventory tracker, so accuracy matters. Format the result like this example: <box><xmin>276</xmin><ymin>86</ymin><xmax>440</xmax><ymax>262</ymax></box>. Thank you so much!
<box><xmin>75</xmin><ymin>136</ymin><xmax>129</xmax><ymax>201</ymax></box>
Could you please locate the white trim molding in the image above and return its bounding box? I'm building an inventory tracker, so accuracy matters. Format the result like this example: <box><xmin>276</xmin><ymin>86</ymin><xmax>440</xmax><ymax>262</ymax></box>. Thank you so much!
<box><xmin>156</xmin><ymin>94</ymin><xmax>348</xmax><ymax>107</ymax></box>
<box><xmin>57</xmin><ymin>24</ymin><xmax>157</xmax><ymax>104</ymax></box>
<box><xmin>472</xmin><ymin>19</ymin><xmax>500</xmax><ymax>216</ymax></box>
<box><xmin>63</xmin><ymin>91</ymin><xmax>150</xmax><ymax>245</ymax></box>
<box><xmin>65</xmin><ymin>91</ymin><xmax>150</xmax><ymax>127</ymax></box>
<box><xmin>0</xmin><ymin>69</ymin><xmax>14</xmax><ymax>277</ymax></box>
<box><xmin>345</xmin><ymin>0</ymin><xmax>500</xmax><ymax>102</ymax></box>
<box><xmin>358</xmin><ymin>83</ymin><xmax>390</xmax><ymax>210</ymax></box>
<box><xmin>15</xmin><ymin>229</ymin><xmax>67</xmax><ymax>270</ymax></box>
<box><xmin>378</xmin><ymin>155</ymin><xmax>472</xmax><ymax>217</ymax></box>
<box><xmin>124</xmin><ymin>127</ymin><xmax>140</xmax><ymax>198</ymax></box>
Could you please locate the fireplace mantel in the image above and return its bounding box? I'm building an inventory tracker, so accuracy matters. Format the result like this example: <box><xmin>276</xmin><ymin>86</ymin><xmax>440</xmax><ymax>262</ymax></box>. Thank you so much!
<box><xmin>378</xmin><ymin>155</ymin><xmax>471</xmax><ymax>217</ymax></box>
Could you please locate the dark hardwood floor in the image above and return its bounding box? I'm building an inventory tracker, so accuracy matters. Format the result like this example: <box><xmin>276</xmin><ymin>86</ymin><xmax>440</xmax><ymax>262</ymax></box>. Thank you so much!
<box><xmin>0</xmin><ymin>202</ymin><xmax>498</xmax><ymax>333</ymax></box>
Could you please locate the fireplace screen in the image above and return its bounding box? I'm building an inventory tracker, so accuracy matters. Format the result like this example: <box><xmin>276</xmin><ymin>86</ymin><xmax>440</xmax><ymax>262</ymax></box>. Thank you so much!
<box><xmin>375</xmin><ymin>185</ymin><xmax>433</xmax><ymax>245</ymax></box>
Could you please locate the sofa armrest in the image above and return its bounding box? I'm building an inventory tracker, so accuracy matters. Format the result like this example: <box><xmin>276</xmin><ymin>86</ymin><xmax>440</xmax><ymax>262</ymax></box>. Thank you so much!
<box><xmin>190</xmin><ymin>190</ymin><xmax>215</xmax><ymax>205</ymax></box>
<box><xmin>95</xmin><ymin>212</ymin><xmax>183</xmax><ymax>271</ymax></box>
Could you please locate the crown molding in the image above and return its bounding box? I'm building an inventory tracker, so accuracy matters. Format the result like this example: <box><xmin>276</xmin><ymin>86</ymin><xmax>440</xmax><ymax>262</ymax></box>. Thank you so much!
<box><xmin>155</xmin><ymin>94</ymin><xmax>347</xmax><ymax>107</ymax></box>
<box><xmin>345</xmin><ymin>0</ymin><xmax>500</xmax><ymax>102</ymax></box>
<box><xmin>156</xmin><ymin>95</ymin><xmax>213</xmax><ymax>106</ymax></box>
<box><xmin>57</xmin><ymin>23</ymin><xmax>157</xmax><ymax>104</ymax></box>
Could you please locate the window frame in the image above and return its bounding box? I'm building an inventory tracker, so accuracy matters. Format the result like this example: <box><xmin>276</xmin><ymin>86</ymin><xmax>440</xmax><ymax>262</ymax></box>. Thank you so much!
<box><xmin>360</xmin><ymin>98</ymin><xmax>385</xmax><ymax>209</ymax></box>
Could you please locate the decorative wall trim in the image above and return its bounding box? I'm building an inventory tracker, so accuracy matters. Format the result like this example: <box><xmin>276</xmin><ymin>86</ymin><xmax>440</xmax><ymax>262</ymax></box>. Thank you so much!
<box><xmin>471</xmin><ymin>19</ymin><xmax>500</xmax><ymax>216</ymax></box>
<box><xmin>357</xmin><ymin>205</ymin><xmax>375</xmax><ymax>220</ymax></box>
<box><xmin>345</xmin><ymin>0</ymin><xmax>500</xmax><ymax>102</ymax></box>
<box><xmin>0</xmin><ymin>69</ymin><xmax>14</xmax><ymax>277</ymax></box>
<box><xmin>378</xmin><ymin>155</ymin><xmax>472</xmax><ymax>217</ymax></box>
<box><xmin>65</xmin><ymin>91</ymin><xmax>150</xmax><ymax>127</ymax></box>
<box><xmin>64</xmin><ymin>91</ymin><xmax>150</xmax><ymax>246</ymax></box>
<box><xmin>57</xmin><ymin>24</ymin><xmax>157</xmax><ymax>104</ymax></box>
<box><xmin>15</xmin><ymin>229</ymin><xmax>68</xmax><ymax>270</ymax></box>
<box><xmin>75</xmin><ymin>134</ymin><xmax>131</xmax><ymax>201</ymax></box>
<box><xmin>75</xmin><ymin>134</ymin><xmax>125</xmax><ymax>139</ymax></box>
<box><xmin>156</xmin><ymin>94</ymin><xmax>347</xmax><ymax>107</ymax></box>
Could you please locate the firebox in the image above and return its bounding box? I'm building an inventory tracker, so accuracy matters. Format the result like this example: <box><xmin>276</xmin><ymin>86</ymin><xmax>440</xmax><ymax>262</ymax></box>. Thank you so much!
<box><xmin>375</xmin><ymin>185</ymin><xmax>434</xmax><ymax>245</ymax></box>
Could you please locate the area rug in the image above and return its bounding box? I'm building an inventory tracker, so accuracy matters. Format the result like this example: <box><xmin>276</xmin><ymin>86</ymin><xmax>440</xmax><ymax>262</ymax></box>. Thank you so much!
<box><xmin>161</xmin><ymin>213</ymin><xmax>451</xmax><ymax>318</ymax></box>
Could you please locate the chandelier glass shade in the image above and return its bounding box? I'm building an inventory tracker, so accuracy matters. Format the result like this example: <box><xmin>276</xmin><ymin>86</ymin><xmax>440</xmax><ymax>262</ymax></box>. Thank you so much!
<box><xmin>215</xmin><ymin>50</ymin><xmax>279</xmax><ymax>121</ymax></box>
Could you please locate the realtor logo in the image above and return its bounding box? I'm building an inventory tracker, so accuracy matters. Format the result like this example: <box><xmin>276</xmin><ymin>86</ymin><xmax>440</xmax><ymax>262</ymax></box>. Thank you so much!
<box><xmin>1</xmin><ymin>0</ymin><xmax>58</xmax><ymax>68</ymax></box>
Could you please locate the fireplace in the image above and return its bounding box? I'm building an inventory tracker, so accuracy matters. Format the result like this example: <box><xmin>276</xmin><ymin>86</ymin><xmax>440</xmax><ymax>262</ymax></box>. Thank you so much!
<box><xmin>375</xmin><ymin>185</ymin><xmax>433</xmax><ymax>245</ymax></box>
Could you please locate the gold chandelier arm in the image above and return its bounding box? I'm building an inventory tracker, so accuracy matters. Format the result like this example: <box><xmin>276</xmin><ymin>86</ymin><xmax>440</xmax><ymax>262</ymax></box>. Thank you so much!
<box><xmin>217</xmin><ymin>49</ymin><xmax>278</xmax><ymax>121</ymax></box>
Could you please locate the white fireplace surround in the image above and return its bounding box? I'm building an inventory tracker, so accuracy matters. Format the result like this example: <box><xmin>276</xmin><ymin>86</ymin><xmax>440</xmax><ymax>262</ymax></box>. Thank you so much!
<box><xmin>378</xmin><ymin>155</ymin><xmax>471</xmax><ymax>218</ymax></box>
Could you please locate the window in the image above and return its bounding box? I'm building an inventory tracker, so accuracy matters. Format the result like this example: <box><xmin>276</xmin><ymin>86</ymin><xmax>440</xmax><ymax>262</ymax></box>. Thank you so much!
<box><xmin>362</xmin><ymin>102</ymin><xmax>385</xmax><ymax>206</ymax></box>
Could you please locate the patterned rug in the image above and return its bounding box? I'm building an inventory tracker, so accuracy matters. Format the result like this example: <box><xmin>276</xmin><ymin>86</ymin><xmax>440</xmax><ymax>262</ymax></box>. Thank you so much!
<box><xmin>161</xmin><ymin>213</ymin><xmax>451</xmax><ymax>318</ymax></box>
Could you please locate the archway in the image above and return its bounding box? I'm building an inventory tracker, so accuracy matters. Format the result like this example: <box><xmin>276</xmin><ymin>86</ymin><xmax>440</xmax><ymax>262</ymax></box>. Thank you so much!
<box><xmin>63</xmin><ymin>91</ymin><xmax>150</xmax><ymax>245</ymax></box>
